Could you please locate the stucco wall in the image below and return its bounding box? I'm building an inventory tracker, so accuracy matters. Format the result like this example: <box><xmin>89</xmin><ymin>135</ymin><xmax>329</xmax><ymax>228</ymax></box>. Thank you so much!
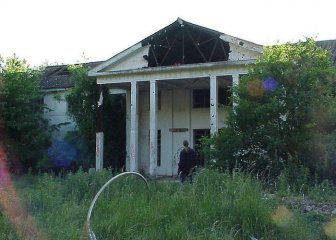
<box><xmin>105</xmin><ymin>45</ymin><xmax>150</xmax><ymax>72</ymax></box>
<box><xmin>229</xmin><ymin>43</ymin><xmax>261</xmax><ymax>61</ymax></box>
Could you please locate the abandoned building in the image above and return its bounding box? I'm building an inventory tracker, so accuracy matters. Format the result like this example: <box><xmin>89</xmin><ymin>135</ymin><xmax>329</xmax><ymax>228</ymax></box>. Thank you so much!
<box><xmin>41</xmin><ymin>18</ymin><xmax>336</xmax><ymax>176</ymax></box>
<box><xmin>88</xmin><ymin>18</ymin><xmax>263</xmax><ymax>175</ymax></box>
<box><xmin>41</xmin><ymin>62</ymin><xmax>101</xmax><ymax>139</ymax></box>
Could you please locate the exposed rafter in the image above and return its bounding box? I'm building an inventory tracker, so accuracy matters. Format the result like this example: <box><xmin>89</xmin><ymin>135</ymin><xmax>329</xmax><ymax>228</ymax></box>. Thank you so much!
<box><xmin>151</xmin><ymin>46</ymin><xmax>159</xmax><ymax>66</ymax></box>
<box><xmin>186</xmin><ymin>30</ymin><xmax>208</xmax><ymax>63</ymax></box>
<box><xmin>160</xmin><ymin>38</ymin><xmax>177</xmax><ymax>66</ymax></box>
<box><xmin>219</xmin><ymin>40</ymin><xmax>228</xmax><ymax>60</ymax></box>
<box><xmin>209</xmin><ymin>38</ymin><xmax>219</xmax><ymax>62</ymax></box>
<box><xmin>142</xmin><ymin>19</ymin><xmax>231</xmax><ymax>67</ymax></box>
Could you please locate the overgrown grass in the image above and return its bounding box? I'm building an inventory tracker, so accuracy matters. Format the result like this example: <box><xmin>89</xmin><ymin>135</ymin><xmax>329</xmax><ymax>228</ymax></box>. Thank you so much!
<box><xmin>0</xmin><ymin>169</ymin><xmax>335</xmax><ymax>239</ymax></box>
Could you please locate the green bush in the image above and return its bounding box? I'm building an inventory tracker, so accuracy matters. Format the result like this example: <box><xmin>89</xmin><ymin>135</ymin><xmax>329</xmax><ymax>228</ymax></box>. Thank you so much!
<box><xmin>1</xmin><ymin>56</ymin><xmax>54</xmax><ymax>171</ymax></box>
<box><xmin>203</xmin><ymin>39</ymin><xmax>336</xmax><ymax>181</ymax></box>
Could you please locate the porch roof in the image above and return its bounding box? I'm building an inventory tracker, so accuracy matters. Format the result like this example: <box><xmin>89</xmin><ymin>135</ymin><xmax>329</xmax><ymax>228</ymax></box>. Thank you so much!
<box><xmin>95</xmin><ymin>59</ymin><xmax>255</xmax><ymax>84</ymax></box>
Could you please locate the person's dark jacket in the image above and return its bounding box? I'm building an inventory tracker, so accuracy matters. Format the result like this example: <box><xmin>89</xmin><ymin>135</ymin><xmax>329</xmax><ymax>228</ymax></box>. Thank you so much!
<box><xmin>178</xmin><ymin>148</ymin><xmax>197</xmax><ymax>174</ymax></box>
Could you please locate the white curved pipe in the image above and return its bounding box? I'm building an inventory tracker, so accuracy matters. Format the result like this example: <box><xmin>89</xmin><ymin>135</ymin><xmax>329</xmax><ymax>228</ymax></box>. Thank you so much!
<box><xmin>86</xmin><ymin>172</ymin><xmax>149</xmax><ymax>239</ymax></box>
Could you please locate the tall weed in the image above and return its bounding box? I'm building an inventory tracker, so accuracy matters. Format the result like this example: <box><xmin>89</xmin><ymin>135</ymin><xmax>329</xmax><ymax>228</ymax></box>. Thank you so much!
<box><xmin>0</xmin><ymin>169</ymin><xmax>332</xmax><ymax>239</ymax></box>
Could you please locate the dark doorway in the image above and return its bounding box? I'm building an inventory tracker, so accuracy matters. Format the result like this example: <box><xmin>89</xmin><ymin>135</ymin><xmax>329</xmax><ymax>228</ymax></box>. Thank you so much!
<box><xmin>193</xmin><ymin>129</ymin><xmax>210</xmax><ymax>166</ymax></box>
<box><xmin>103</xmin><ymin>93</ymin><xmax>126</xmax><ymax>170</ymax></box>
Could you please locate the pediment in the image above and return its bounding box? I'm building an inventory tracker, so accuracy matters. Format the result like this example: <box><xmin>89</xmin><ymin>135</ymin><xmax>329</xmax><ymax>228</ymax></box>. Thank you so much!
<box><xmin>89</xmin><ymin>18</ymin><xmax>263</xmax><ymax>76</ymax></box>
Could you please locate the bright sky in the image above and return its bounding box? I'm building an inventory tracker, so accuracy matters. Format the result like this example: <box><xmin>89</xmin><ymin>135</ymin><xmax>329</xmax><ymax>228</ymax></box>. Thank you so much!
<box><xmin>0</xmin><ymin>0</ymin><xmax>335</xmax><ymax>67</ymax></box>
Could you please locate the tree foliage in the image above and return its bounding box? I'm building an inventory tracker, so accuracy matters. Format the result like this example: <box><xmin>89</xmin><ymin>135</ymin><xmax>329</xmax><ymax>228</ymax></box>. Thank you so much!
<box><xmin>0</xmin><ymin>56</ymin><xmax>53</xmax><ymax>171</ymax></box>
<box><xmin>66</xmin><ymin>65</ymin><xmax>125</xmax><ymax>169</ymax></box>
<box><xmin>205</xmin><ymin>39</ymin><xmax>336</xmax><ymax>180</ymax></box>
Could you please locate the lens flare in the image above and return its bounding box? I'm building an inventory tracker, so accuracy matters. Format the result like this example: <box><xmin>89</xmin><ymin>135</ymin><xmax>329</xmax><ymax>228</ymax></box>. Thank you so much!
<box><xmin>0</xmin><ymin>144</ymin><xmax>47</xmax><ymax>239</ymax></box>
<box><xmin>247</xmin><ymin>79</ymin><xmax>266</xmax><ymax>97</ymax></box>
<box><xmin>272</xmin><ymin>205</ymin><xmax>293</xmax><ymax>227</ymax></box>
<box><xmin>325</xmin><ymin>218</ymin><xmax>336</xmax><ymax>239</ymax></box>
<box><xmin>48</xmin><ymin>140</ymin><xmax>77</xmax><ymax>168</ymax></box>
<box><xmin>263</xmin><ymin>77</ymin><xmax>279</xmax><ymax>92</ymax></box>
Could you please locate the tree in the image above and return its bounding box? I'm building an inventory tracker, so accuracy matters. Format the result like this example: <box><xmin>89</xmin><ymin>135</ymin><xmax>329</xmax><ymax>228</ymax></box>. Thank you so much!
<box><xmin>205</xmin><ymin>39</ymin><xmax>336</xmax><ymax>180</ymax></box>
<box><xmin>1</xmin><ymin>55</ymin><xmax>53</xmax><ymax>171</ymax></box>
<box><xmin>66</xmin><ymin>65</ymin><xmax>126</xmax><ymax>170</ymax></box>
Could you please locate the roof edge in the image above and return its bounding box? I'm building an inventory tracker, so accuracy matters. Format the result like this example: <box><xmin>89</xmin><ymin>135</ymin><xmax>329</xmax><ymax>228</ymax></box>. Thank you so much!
<box><xmin>90</xmin><ymin>59</ymin><xmax>257</xmax><ymax>78</ymax></box>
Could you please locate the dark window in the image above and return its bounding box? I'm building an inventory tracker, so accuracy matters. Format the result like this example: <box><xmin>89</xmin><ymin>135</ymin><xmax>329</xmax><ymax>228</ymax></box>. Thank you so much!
<box><xmin>193</xmin><ymin>129</ymin><xmax>210</xmax><ymax>166</ymax></box>
<box><xmin>219</xmin><ymin>87</ymin><xmax>231</xmax><ymax>106</ymax></box>
<box><xmin>239</xmin><ymin>74</ymin><xmax>247</xmax><ymax>80</ymax></box>
<box><xmin>193</xmin><ymin>88</ymin><xmax>231</xmax><ymax>108</ymax></box>
<box><xmin>158</xmin><ymin>91</ymin><xmax>161</xmax><ymax>110</ymax></box>
<box><xmin>193</xmin><ymin>89</ymin><xmax>210</xmax><ymax>108</ymax></box>
<box><xmin>157</xmin><ymin>130</ymin><xmax>161</xmax><ymax>166</ymax></box>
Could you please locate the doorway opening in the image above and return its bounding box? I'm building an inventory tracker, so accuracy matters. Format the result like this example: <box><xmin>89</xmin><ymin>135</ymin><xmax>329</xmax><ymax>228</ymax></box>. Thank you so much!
<box><xmin>193</xmin><ymin>129</ymin><xmax>210</xmax><ymax>166</ymax></box>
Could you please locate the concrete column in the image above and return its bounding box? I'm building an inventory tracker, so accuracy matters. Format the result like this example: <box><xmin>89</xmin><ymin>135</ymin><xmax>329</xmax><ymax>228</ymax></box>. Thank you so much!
<box><xmin>210</xmin><ymin>75</ymin><xmax>218</xmax><ymax>135</ymax></box>
<box><xmin>232</xmin><ymin>74</ymin><xmax>239</xmax><ymax>109</ymax></box>
<box><xmin>95</xmin><ymin>132</ymin><xmax>104</xmax><ymax>170</ymax></box>
<box><xmin>149</xmin><ymin>80</ymin><xmax>157</xmax><ymax>176</ymax></box>
<box><xmin>125</xmin><ymin>89</ymin><xmax>131</xmax><ymax>171</ymax></box>
<box><xmin>95</xmin><ymin>85</ymin><xmax>104</xmax><ymax>171</ymax></box>
<box><xmin>130</xmin><ymin>81</ymin><xmax>139</xmax><ymax>172</ymax></box>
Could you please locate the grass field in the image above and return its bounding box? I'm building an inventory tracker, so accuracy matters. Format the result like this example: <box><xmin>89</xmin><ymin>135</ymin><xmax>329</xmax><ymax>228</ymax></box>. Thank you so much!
<box><xmin>0</xmin><ymin>169</ymin><xmax>335</xmax><ymax>239</ymax></box>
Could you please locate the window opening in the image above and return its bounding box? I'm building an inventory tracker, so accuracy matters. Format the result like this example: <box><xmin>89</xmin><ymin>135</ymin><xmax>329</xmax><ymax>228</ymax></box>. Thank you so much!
<box><xmin>193</xmin><ymin>88</ymin><xmax>231</xmax><ymax>108</ymax></box>
<box><xmin>218</xmin><ymin>87</ymin><xmax>231</xmax><ymax>106</ymax></box>
<box><xmin>158</xmin><ymin>91</ymin><xmax>161</xmax><ymax>110</ymax></box>
<box><xmin>193</xmin><ymin>89</ymin><xmax>210</xmax><ymax>108</ymax></box>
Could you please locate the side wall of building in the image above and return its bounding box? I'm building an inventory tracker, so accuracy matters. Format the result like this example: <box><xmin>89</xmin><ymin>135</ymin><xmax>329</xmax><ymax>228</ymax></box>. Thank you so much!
<box><xmin>43</xmin><ymin>90</ymin><xmax>76</xmax><ymax>140</ymax></box>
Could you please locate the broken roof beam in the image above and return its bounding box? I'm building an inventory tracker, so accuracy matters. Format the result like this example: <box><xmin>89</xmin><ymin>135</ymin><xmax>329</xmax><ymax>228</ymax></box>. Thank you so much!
<box><xmin>186</xmin><ymin>30</ymin><xmax>208</xmax><ymax>63</ymax></box>
<box><xmin>160</xmin><ymin>38</ymin><xmax>177</xmax><ymax>66</ymax></box>
<box><xmin>151</xmin><ymin>46</ymin><xmax>159</xmax><ymax>66</ymax></box>
<box><xmin>198</xmin><ymin>37</ymin><xmax>217</xmax><ymax>46</ymax></box>
<box><xmin>182</xmin><ymin>28</ymin><xmax>185</xmax><ymax>64</ymax></box>
<box><xmin>165</xmin><ymin>36</ymin><xmax>171</xmax><ymax>48</ymax></box>
<box><xmin>209</xmin><ymin>38</ymin><xmax>219</xmax><ymax>62</ymax></box>
<box><xmin>219</xmin><ymin>40</ymin><xmax>228</xmax><ymax>60</ymax></box>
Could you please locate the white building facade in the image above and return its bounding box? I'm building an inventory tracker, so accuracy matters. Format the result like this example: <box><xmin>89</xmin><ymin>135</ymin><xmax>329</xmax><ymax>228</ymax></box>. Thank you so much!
<box><xmin>41</xmin><ymin>63</ymin><xmax>101</xmax><ymax>140</ymax></box>
<box><xmin>41</xmin><ymin>65</ymin><xmax>77</xmax><ymax>140</ymax></box>
<box><xmin>89</xmin><ymin>18</ymin><xmax>263</xmax><ymax>176</ymax></box>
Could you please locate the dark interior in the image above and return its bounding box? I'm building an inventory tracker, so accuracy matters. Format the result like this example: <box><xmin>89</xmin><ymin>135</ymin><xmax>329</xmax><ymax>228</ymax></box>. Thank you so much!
<box><xmin>142</xmin><ymin>20</ymin><xmax>231</xmax><ymax>67</ymax></box>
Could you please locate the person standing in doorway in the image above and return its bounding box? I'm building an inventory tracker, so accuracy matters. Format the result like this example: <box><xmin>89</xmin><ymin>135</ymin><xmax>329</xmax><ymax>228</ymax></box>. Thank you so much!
<box><xmin>178</xmin><ymin>140</ymin><xmax>197</xmax><ymax>183</ymax></box>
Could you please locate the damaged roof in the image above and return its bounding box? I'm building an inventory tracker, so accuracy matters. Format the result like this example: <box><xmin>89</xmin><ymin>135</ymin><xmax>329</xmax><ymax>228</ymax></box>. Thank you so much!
<box><xmin>141</xmin><ymin>18</ymin><xmax>232</xmax><ymax>66</ymax></box>
<box><xmin>40</xmin><ymin>62</ymin><xmax>101</xmax><ymax>90</ymax></box>
<box><xmin>41</xmin><ymin>18</ymin><xmax>335</xmax><ymax>89</ymax></box>
<box><xmin>89</xmin><ymin>18</ymin><xmax>263</xmax><ymax>75</ymax></box>
<box><xmin>141</xmin><ymin>18</ymin><xmax>263</xmax><ymax>67</ymax></box>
